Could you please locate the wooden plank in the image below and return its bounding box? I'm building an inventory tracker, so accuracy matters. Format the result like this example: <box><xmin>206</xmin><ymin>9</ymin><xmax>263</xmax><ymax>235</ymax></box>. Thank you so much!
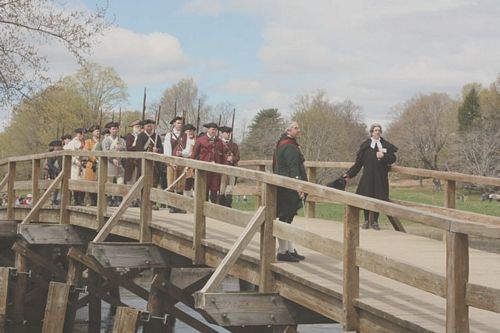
<box><xmin>193</xmin><ymin>169</ymin><xmax>207</xmax><ymax>265</ymax></box>
<box><xmin>21</xmin><ymin>172</ymin><xmax>63</xmax><ymax>225</ymax></box>
<box><xmin>93</xmin><ymin>176</ymin><xmax>144</xmax><ymax>242</ymax></box>
<box><xmin>140</xmin><ymin>159</ymin><xmax>153</xmax><ymax>242</ymax></box>
<box><xmin>356</xmin><ymin>248</ymin><xmax>446</xmax><ymax>297</ymax></box>
<box><xmin>305</xmin><ymin>166</ymin><xmax>316</xmax><ymax>218</ymax></box>
<box><xmin>0</xmin><ymin>268</ymin><xmax>10</xmax><ymax>325</ymax></box>
<box><xmin>31</xmin><ymin>159</ymin><xmax>41</xmax><ymax>221</ymax></box>
<box><xmin>170</xmin><ymin>268</ymin><xmax>214</xmax><ymax>291</ymax></box>
<box><xmin>466</xmin><ymin>283</ymin><xmax>500</xmax><ymax>313</ymax></box>
<box><xmin>88</xmin><ymin>270</ymin><xmax>101</xmax><ymax>333</ymax></box>
<box><xmin>446</xmin><ymin>232</ymin><xmax>469</xmax><ymax>333</ymax></box>
<box><xmin>144</xmin><ymin>269</ymin><xmax>168</xmax><ymax>333</ymax></box>
<box><xmin>386</xmin><ymin>215</ymin><xmax>406</xmax><ymax>232</ymax></box>
<box><xmin>18</xmin><ymin>223</ymin><xmax>89</xmax><ymax>245</ymax></box>
<box><xmin>112</xmin><ymin>306</ymin><xmax>140</xmax><ymax>333</ymax></box>
<box><xmin>11</xmin><ymin>252</ymin><xmax>27</xmax><ymax>324</ymax></box>
<box><xmin>64</xmin><ymin>257</ymin><xmax>84</xmax><ymax>333</ymax></box>
<box><xmin>59</xmin><ymin>155</ymin><xmax>71</xmax><ymax>224</ymax></box>
<box><xmin>12</xmin><ymin>241</ymin><xmax>67</xmax><ymax>281</ymax></box>
<box><xmin>0</xmin><ymin>220</ymin><xmax>19</xmax><ymax>237</ymax></box>
<box><xmin>0</xmin><ymin>174</ymin><xmax>8</xmax><ymax>192</ymax></box>
<box><xmin>164</xmin><ymin>304</ymin><xmax>220</xmax><ymax>333</ymax></box>
<box><xmin>195</xmin><ymin>292</ymin><xmax>295</xmax><ymax>326</ymax></box>
<box><xmin>255</xmin><ymin>164</ymin><xmax>266</xmax><ymax>207</ymax></box>
<box><xmin>150</xmin><ymin>189</ymin><xmax>194</xmax><ymax>213</ymax></box>
<box><xmin>7</xmin><ymin>162</ymin><xmax>16</xmax><ymax>220</ymax></box>
<box><xmin>97</xmin><ymin>156</ymin><xmax>108</xmax><ymax>229</ymax></box>
<box><xmin>343</xmin><ymin>205</ymin><xmax>359</xmax><ymax>331</ymax></box>
<box><xmin>203</xmin><ymin>202</ymin><xmax>253</xmax><ymax>228</ymax></box>
<box><xmin>151</xmin><ymin>272</ymin><xmax>194</xmax><ymax>307</ymax></box>
<box><xmin>41</xmin><ymin>282</ymin><xmax>70</xmax><ymax>333</ymax></box>
<box><xmin>260</xmin><ymin>183</ymin><xmax>277</xmax><ymax>292</ymax></box>
<box><xmin>444</xmin><ymin>180</ymin><xmax>456</xmax><ymax>209</ymax></box>
<box><xmin>199</xmin><ymin>206</ymin><xmax>265</xmax><ymax>293</ymax></box>
<box><xmin>87</xmin><ymin>242</ymin><xmax>170</xmax><ymax>269</ymax></box>
<box><xmin>273</xmin><ymin>221</ymin><xmax>343</xmax><ymax>260</ymax></box>
<box><xmin>67</xmin><ymin>247</ymin><xmax>149</xmax><ymax>301</ymax></box>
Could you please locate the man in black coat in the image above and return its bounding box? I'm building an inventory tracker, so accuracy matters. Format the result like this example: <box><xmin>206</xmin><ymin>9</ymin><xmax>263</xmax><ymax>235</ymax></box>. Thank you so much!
<box><xmin>344</xmin><ymin>123</ymin><xmax>398</xmax><ymax>230</ymax></box>
<box><xmin>273</xmin><ymin>121</ymin><xmax>308</xmax><ymax>262</ymax></box>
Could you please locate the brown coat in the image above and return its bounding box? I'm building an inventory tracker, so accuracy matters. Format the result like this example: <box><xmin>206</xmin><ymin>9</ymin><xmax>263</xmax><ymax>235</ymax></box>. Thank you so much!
<box><xmin>83</xmin><ymin>138</ymin><xmax>98</xmax><ymax>181</ymax></box>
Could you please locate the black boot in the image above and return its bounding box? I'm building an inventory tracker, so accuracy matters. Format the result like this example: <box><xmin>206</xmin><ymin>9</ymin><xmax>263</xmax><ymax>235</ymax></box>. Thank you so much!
<box><xmin>225</xmin><ymin>194</ymin><xmax>233</xmax><ymax>208</ymax></box>
<box><xmin>218</xmin><ymin>195</ymin><xmax>226</xmax><ymax>206</ymax></box>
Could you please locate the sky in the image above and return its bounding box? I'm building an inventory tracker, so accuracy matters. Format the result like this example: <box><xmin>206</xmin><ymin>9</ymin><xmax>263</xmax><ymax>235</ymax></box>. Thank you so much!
<box><xmin>10</xmin><ymin>0</ymin><xmax>500</xmax><ymax>130</ymax></box>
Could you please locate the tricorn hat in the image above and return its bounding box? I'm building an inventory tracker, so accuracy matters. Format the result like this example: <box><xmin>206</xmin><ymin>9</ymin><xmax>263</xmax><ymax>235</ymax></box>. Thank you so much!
<box><xmin>129</xmin><ymin>119</ymin><xmax>141</xmax><ymax>127</ymax></box>
<box><xmin>203</xmin><ymin>122</ymin><xmax>218</xmax><ymax>129</ymax></box>
<box><xmin>169</xmin><ymin>116</ymin><xmax>183</xmax><ymax>125</ymax></box>
<box><xmin>183</xmin><ymin>123</ymin><xmax>196</xmax><ymax>131</ymax></box>
<box><xmin>88</xmin><ymin>125</ymin><xmax>100</xmax><ymax>132</ymax></box>
<box><xmin>140</xmin><ymin>119</ymin><xmax>155</xmax><ymax>126</ymax></box>
<box><xmin>61</xmin><ymin>134</ymin><xmax>72</xmax><ymax>140</ymax></box>
<box><xmin>49</xmin><ymin>140</ymin><xmax>62</xmax><ymax>147</ymax></box>
<box><xmin>74</xmin><ymin>128</ymin><xmax>86</xmax><ymax>134</ymax></box>
<box><xmin>219</xmin><ymin>126</ymin><xmax>233</xmax><ymax>133</ymax></box>
<box><xmin>326</xmin><ymin>177</ymin><xmax>347</xmax><ymax>191</ymax></box>
<box><xmin>105</xmin><ymin>121</ymin><xmax>120</xmax><ymax>129</ymax></box>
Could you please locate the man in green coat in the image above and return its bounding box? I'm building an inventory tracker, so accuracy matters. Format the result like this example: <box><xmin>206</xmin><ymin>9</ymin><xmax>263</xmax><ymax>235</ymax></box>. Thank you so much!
<box><xmin>273</xmin><ymin>121</ymin><xmax>307</xmax><ymax>262</ymax></box>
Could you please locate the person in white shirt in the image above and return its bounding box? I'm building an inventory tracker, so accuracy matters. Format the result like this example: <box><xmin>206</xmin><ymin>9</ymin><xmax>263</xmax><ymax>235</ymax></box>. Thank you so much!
<box><xmin>102</xmin><ymin>122</ymin><xmax>126</xmax><ymax>206</ymax></box>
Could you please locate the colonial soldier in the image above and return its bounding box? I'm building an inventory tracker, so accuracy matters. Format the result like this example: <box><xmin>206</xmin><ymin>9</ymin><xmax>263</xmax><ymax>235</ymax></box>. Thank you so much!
<box><xmin>47</xmin><ymin>140</ymin><xmax>63</xmax><ymax>205</ymax></box>
<box><xmin>133</xmin><ymin>119</ymin><xmax>163</xmax><ymax>188</ymax></box>
<box><xmin>63</xmin><ymin>128</ymin><xmax>86</xmax><ymax>206</ymax></box>
<box><xmin>83</xmin><ymin>125</ymin><xmax>100</xmax><ymax>206</ymax></box>
<box><xmin>61</xmin><ymin>134</ymin><xmax>72</xmax><ymax>147</ymax></box>
<box><xmin>102</xmin><ymin>121</ymin><xmax>126</xmax><ymax>206</ymax></box>
<box><xmin>163</xmin><ymin>116</ymin><xmax>186</xmax><ymax>212</ymax></box>
<box><xmin>180</xmin><ymin>124</ymin><xmax>197</xmax><ymax>198</ymax></box>
<box><xmin>273</xmin><ymin>121</ymin><xmax>307</xmax><ymax>262</ymax></box>
<box><xmin>344</xmin><ymin>123</ymin><xmax>398</xmax><ymax>230</ymax></box>
<box><xmin>191</xmin><ymin>122</ymin><xmax>225</xmax><ymax>204</ymax></box>
<box><xmin>124</xmin><ymin>119</ymin><xmax>142</xmax><ymax>184</ymax></box>
<box><xmin>218</xmin><ymin>126</ymin><xmax>240</xmax><ymax>207</ymax></box>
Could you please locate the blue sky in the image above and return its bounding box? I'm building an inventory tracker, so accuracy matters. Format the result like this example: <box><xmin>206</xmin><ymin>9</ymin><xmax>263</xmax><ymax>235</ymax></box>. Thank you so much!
<box><xmin>7</xmin><ymin>0</ymin><xmax>500</xmax><ymax>130</ymax></box>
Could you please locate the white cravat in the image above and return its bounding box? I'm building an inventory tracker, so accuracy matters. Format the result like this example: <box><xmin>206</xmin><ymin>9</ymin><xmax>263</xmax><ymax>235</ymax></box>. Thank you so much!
<box><xmin>370</xmin><ymin>138</ymin><xmax>383</xmax><ymax>150</ymax></box>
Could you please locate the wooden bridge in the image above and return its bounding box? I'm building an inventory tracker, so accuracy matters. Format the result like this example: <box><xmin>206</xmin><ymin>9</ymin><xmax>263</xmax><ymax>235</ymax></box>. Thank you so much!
<box><xmin>0</xmin><ymin>150</ymin><xmax>499</xmax><ymax>333</ymax></box>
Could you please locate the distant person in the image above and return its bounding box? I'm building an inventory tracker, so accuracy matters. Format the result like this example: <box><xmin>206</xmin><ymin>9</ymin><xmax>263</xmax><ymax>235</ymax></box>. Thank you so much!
<box><xmin>179</xmin><ymin>123</ymin><xmax>197</xmax><ymax>198</ymax></box>
<box><xmin>124</xmin><ymin>119</ymin><xmax>142</xmax><ymax>184</ymax></box>
<box><xmin>47</xmin><ymin>139</ymin><xmax>63</xmax><ymax>205</ymax></box>
<box><xmin>343</xmin><ymin>123</ymin><xmax>398</xmax><ymax>230</ymax></box>
<box><xmin>218</xmin><ymin>126</ymin><xmax>240</xmax><ymax>207</ymax></box>
<box><xmin>83</xmin><ymin>125</ymin><xmax>100</xmax><ymax>206</ymax></box>
<box><xmin>64</xmin><ymin>128</ymin><xmax>86</xmax><ymax>206</ymax></box>
<box><xmin>102</xmin><ymin>122</ymin><xmax>126</xmax><ymax>206</ymax></box>
<box><xmin>164</xmin><ymin>116</ymin><xmax>186</xmax><ymax>212</ymax></box>
<box><xmin>273</xmin><ymin>121</ymin><xmax>307</xmax><ymax>262</ymax></box>
<box><xmin>133</xmin><ymin>119</ymin><xmax>163</xmax><ymax>188</ymax></box>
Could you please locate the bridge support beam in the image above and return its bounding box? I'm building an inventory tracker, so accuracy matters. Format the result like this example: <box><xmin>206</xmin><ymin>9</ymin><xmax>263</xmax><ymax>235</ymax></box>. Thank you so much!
<box><xmin>343</xmin><ymin>205</ymin><xmax>359</xmax><ymax>332</ymax></box>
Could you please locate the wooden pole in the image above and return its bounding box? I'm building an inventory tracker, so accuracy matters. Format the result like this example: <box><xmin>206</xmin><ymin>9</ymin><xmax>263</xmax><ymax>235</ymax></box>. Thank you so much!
<box><xmin>446</xmin><ymin>232</ymin><xmax>469</xmax><ymax>333</ymax></box>
<box><xmin>260</xmin><ymin>183</ymin><xmax>277</xmax><ymax>292</ymax></box>
<box><xmin>97</xmin><ymin>156</ymin><xmax>108</xmax><ymax>229</ymax></box>
<box><xmin>0</xmin><ymin>267</ymin><xmax>10</xmax><ymax>326</ymax></box>
<box><xmin>31</xmin><ymin>159</ymin><xmax>41</xmax><ymax>221</ymax></box>
<box><xmin>6</xmin><ymin>162</ymin><xmax>16</xmax><ymax>220</ymax></box>
<box><xmin>41</xmin><ymin>282</ymin><xmax>71</xmax><ymax>333</ymax></box>
<box><xmin>88</xmin><ymin>271</ymin><xmax>102</xmax><ymax>333</ymax></box>
<box><xmin>305</xmin><ymin>166</ymin><xmax>316</xmax><ymax>218</ymax></box>
<box><xmin>193</xmin><ymin>169</ymin><xmax>207</xmax><ymax>265</ymax></box>
<box><xmin>343</xmin><ymin>205</ymin><xmax>359</xmax><ymax>331</ymax></box>
<box><xmin>64</xmin><ymin>258</ymin><xmax>84</xmax><ymax>332</ymax></box>
<box><xmin>112</xmin><ymin>306</ymin><xmax>140</xmax><ymax>333</ymax></box>
<box><xmin>140</xmin><ymin>158</ymin><xmax>154</xmax><ymax>242</ymax></box>
<box><xmin>11</xmin><ymin>252</ymin><xmax>28</xmax><ymax>324</ymax></box>
<box><xmin>144</xmin><ymin>269</ymin><xmax>169</xmax><ymax>333</ymax></box>
<box><xmin>59</xmin><ymin>155</ymin><xmax>72</xmax><ymax>224</ymax></box>
<box><xmin>255</xmin><ymin>164</ymin><xmax>266</xmax><ymax>208</ymax></box>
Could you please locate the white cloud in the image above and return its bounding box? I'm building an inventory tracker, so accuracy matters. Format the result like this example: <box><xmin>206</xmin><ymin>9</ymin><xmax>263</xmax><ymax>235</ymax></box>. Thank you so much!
<box><xmin>40</xmin><ymin>26</ymin><xmax>188</xmax><ymax>86</ymax></box>
<box><xmin>224</xmin><ymin>79</ymin><xmax>261</xmax><ymax>94</ymax></box>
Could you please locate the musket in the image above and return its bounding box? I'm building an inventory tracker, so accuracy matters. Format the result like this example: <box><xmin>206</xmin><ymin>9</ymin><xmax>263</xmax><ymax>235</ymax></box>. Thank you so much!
<box><xmin>98</xmin><ymin>108</ymin><xmax>103</xmax><ymax>142</ymax></box>
<box><xmin>182</xmin><ymin>110</ymin><xmax>187</xmax><ymax>124</ymax></box>
<box><xmin>196</xmin><ymin>99</ymin><xmax>201</xmax><ymax>135</ymax></box>
<box><xmin>118</xmin><ymin>107</ymin><xmax>122</xmax><ymax>136</ymax></box>
<box><xmin>142</xmin><ymin>88</ymin><xmax>147</xmax><ymax>121</ymax></box>
<box><xmin>230</xmin><ymin>108</ymin><xmax>236</xmax><ymax>142</ymax></box>
<box><xmin>156</xmin><ymin>105</ymin><xmax>161</xmax><ymax>126</ymax></box>
<box><xmin>174</xmin><ymin>99</ymin><xmax>177</xmax><ymax>118</ymax></box>
<box><xmin>111</xmin><ymin>109</ymin><xmax>115</xmax><ymax>122</ymax></box>
<box><xmin>61</xmin><ymin>126</ymin><xmax>65</xmax><ymax>139</ymax></box>
<box><xmin>218</xmin><ymin>114</ymin><xmax>222</xmax><ymax>127</ymax></box>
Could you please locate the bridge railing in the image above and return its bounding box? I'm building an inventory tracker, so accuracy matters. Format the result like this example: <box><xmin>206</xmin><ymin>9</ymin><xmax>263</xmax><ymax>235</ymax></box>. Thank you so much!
<box><xmin>1</xmin><ymin>151</ymin><xmax>500</xmax><ymax>332</ymax></box>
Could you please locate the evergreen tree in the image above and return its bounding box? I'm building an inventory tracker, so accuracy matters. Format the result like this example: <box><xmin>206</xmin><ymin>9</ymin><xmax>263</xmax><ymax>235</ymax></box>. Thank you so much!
<box><xmin>240</xmin><ymin>109</ymin><xmax>285</xmax><ymax>159</ymax></box>
<box><xmin>458</xmin><ymin>87</ymin><xmax>481</xmax><ymax>132</ymax></box>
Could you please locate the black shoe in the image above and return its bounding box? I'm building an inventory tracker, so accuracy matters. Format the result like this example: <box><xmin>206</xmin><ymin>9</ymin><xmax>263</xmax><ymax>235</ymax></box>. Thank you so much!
<box><xmin>371</xmin><ymin>221</ymin><xmax>380</xmax><ymax>230</ymax></box>
<box><xmin>277</xmin><ymin>251</ymin><xmax>300</xmax><ymax>262</ymax></box>
<box><xmin>361</xmin><ymin>221</ymin><xmax>370</xmax><ymax>229</ymax></box>
<box><xmin>290</xmin><ymin>249</ymin><xmax>305</xmax><ymax>260</ymax></box>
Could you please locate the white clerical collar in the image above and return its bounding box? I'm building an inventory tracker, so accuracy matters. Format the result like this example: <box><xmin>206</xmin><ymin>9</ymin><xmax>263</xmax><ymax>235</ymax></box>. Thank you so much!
<box><xmin>370</xmin><ymin>138</ymin><xmax>383</xmax><ymax>149</ymax></box>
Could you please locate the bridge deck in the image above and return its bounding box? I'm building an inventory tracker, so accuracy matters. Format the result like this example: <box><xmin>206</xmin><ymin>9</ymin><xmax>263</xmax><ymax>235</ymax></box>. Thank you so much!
<box><xmin>66</xmin><ymin>206</ymin><xmax>499</xmax><ymax>333</ymax></box>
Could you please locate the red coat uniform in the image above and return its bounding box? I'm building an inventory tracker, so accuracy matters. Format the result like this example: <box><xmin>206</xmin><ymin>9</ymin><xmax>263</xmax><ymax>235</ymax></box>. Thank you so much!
<box><xmin>191</xmin><ymin>134</ymin><xmax>225</xmax><ymax>202</ymax></box>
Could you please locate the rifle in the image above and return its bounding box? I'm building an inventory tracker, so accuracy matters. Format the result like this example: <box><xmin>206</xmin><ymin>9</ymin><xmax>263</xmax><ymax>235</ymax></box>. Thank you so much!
<box><xmin>156</xmin><ymin>105</ymin><xmax>161</xmax><ymax>127</ymax></box>
<box><xmin>182</xmin><ymin>110</ymin><xmax>187</xmax><ymax>124</ymax></box>
<box><xmin>174</xmin><ymin>99</ymin><xmax>177</xmax><ymax>118</ymax></box>
<box><xmin>230</xmin><ymin>108</ymin><xmax>236</xmax><ymax>142</ymax></box>
<box><xmin>142</xmin><ymin>88</ymin><xmax>147</xmax><ymax>121</ymax></box>
<box><xmin>98</xmin><ymin>108</ymin><xmax>103</xmax><ymax>143</ymax></box>
<box><xmin>118</xmin><ymin>107</ymin><xmax>122</xmax><ymax>136</ymax></box>
<box><xmin>218</xmin><ymin>114</ymin><xmax>222</xmax><ymax>127</ymax></box>
<box><xmin>196</xmin><ymin>99</ymin><xmax>201</xmax><ymax>135</ymax></box>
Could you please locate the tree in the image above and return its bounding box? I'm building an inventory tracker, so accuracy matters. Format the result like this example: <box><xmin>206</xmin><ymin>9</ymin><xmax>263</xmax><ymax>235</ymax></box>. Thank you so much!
<box><xmin>386</xmin><ymin>93</ymin><xmax>458</xmax><ymax>188</ymax></box>
<box><xmin>291</xmin><ymin>91</ymin><xmax>366</xmax><ymax>183</ymax></box>
<box><xmin>0</xmin><ymin>0</ymin><xmax>108</xmax><ymax>105</ymax></box>
<box><xmin>158</xmin><ymin>78</ymin><xmax>209</xmax><ymax>131</ymax></box>
<box><xmin>62</xmin><ymin>62</ymin><xmax>128</xmax><ymax>123</ymax></box>
<box><xmin>458</xmin><ymin>85</ymin><xmax>481</xmax><ymax>132</ymax></box>
<box><xmin>240</xmin><ymin>109</ymin><xmax>286</xmax><ymax>159</ymax></box>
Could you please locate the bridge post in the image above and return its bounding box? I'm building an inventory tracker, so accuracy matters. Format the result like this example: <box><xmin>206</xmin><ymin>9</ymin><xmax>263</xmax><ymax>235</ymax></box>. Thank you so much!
<box><xmin>343</xmin><ymin>205</ymin><xmax>359</xmax><ymax>331</ymax></box>
<box><xmin>444</xmin><ymin>180</ymin><xmax>456</xmax><ymax>209</ymax></box>
<box><xmin>193</xmin><ymin>169</ymin><xmax>207</xmax><ymax>265</ymax></box>
<box><xmin>97</xmin><ymin>156</ymin><xmax>108</xmax><ymax>230</ymax></box>
<box><xmin>260</xmin><ymin>183</ymin><xmax>277</xmax><ymax>292</ymax></box>
<box><xmin>59</xmin><ymin>155</ymin><xmax>72</xmax><ymax>224</ymax></box>
<box><xmin>305</xmin><ymin>167</ymin><xmax>316</xmax><ymax>218</ymax></box>
<box><xmin>140</xmin><ymin>158</ymin><xmax>154</xmax><ymax>242</ymax></box>
<box><xmin>31</xmin><ymin>159</ymin><xmax>41</xmax><ymax>221</ymax></box>
<box><xmin>6</xmin><ymin>161</ymin><xmax>16</xmax><ymax>220</ymax></box>
<box><xmin>256</xmin><ymin>164</ymin><xmax>266</xmax><ymax>208</ymax></box>
<box><xmin>446</xmin><ymin>232</ymin><xmax>469</xmax><ymax>333</ymax></box>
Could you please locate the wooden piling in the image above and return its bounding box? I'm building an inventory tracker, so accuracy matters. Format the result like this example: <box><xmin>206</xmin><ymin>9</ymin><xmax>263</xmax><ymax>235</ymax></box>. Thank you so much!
<box><xmin>41</xmin><ymin>282</ymin><xmax>70</xmax><ymax>333</ymax></box>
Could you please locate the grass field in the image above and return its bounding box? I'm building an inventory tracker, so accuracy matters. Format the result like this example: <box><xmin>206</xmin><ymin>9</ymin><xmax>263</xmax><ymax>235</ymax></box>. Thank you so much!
<box><xmin>232</xmin><ymin>185</ymin><xmax>500</xmax><ymax>227</ymax></box>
